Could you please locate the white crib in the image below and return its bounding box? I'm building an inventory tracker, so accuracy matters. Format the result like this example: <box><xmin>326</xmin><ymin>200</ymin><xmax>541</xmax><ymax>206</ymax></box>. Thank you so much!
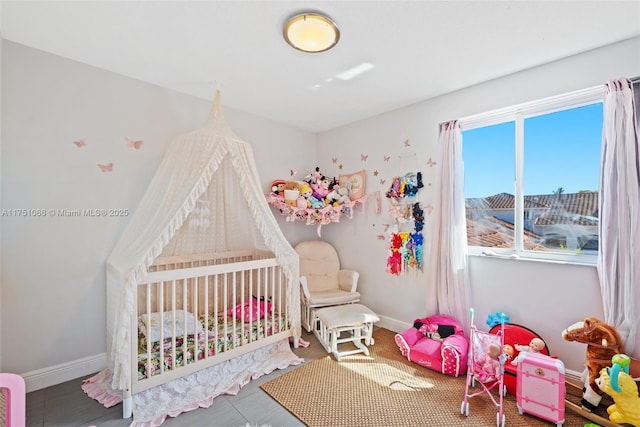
<box><xmin>121</xmin><ymin>249</ymin><xmax>294</xmax><ymax>417</ymax></box>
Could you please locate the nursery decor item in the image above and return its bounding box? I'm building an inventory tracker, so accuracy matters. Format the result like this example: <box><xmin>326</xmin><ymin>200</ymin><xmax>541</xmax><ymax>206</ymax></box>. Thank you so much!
<box><xmin>385</xmin><ymin>171</ymin><xmax>424</xmax><ymax>275</ymax></box>
<box><xmin>88</xmin><ymin>91</ymin><xmax>302</xmax><ymax>425</ymax></box>
<box><xmin>266</xmin><ymin>167</ymin><xmax>377</xmax><ymax>236</ymax></box>
<box><xmin>595</xmin><ymin>355</ymin><xmax>640</xmax><ymax>426</ymax></box>
<box><xmin>562</xmin><ymin>317</ymin><xmax>640</xmax><ymax>411</ymax></box>
<box><xmin>516</xmin><ymin>352</ymin><xmax>566</xmax><ymax>426</ymax></box>
<box><xmin>489</xmin><ymin>323</ymin><xmax>551</xmax><ymax>396</ymax></box>
<box><xmin>461</xmin><ymin>308</ymin><xmax>507</xmax><ymax>427</ymax></box>
<box><xmin>338</xmin><ymin>169</ymin><xmax>366</xmax><ymax>200</ymax></box>
<box><xmin>394</xmin><ymin>314</ymin><xmax>469</xmax><ymax>377</ymax></box>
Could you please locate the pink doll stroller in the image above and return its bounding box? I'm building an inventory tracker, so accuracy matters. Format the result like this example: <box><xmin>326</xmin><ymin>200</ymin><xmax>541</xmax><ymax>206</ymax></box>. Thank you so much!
<box><xmin>461</xmin><ymin>308</ymin><xmax>507</xmax><ymax>427</ymax></box>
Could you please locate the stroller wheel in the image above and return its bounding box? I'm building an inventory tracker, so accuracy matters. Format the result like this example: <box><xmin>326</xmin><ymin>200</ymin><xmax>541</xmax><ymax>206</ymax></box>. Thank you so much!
<box><xmin>496</xmin><ymin>412</ymin><xmax>506</xmax><ymax>427</ymax></box>
<box><xmin>460</xmin><ymin>401</ymin><xmax>469</xmax><ymax>416</ymax></box>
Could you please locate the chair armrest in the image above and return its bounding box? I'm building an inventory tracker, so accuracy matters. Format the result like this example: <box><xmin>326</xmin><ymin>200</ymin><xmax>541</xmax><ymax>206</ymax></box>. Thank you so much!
<box><xmin>337</xmin><ymin>270</ymin><xmax>359</xmax><ymax>293</ymax></box>
<box><xmin>441</xmin><ymin>334</ymin><xmax>468</xmax><ymax>356</ymax></box>
<box><xmin>299</xmin><ymin>276</ymin><xmax>311</xmax><ymax>300</ymax></box>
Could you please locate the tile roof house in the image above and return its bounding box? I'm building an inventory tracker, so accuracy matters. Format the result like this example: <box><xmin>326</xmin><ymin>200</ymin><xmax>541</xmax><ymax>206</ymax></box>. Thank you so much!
<box><xmin>465</xmin><ymin>192</ymin><xmax>599</xmax><ymax>250</ymax></box>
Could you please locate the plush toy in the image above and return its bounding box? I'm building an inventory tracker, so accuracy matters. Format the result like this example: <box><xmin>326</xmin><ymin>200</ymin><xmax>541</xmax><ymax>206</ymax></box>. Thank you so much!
<box><xmin>311</xmin><ymin>175</ymin><xmax>332</xmax><ymax>200</ymax></box>
<box><xmin>595</xmin><ymin>354</ymin><xmax>640</xmax><ymax>426</ymax></box>
<box><xmin>300</xmin><ymin>184</ymin><xmax>324</xmax><ymax>208</ymax></box>
<box><xmin>486</xmin><ymin>312</ymin><xmax>509</xmax><ymax>328</ymax></box>
<box><xmin>271</xmin><ymin>179</ymin><xmax>286</xmax><ymax>195</ymax></box>
<box><xmin>336</xmin><ymin>181</ymin><xmax>352</xmax><ymax>205</ymax></box>
<box><xmin>304</xmin><ymin>167</ymin><xmax>322</xmax><ymax>185</ymax></box>
<box><xmin>283</xmin><ymin>181</ymin><xmax>301</xmax><ymax>206</ymax></box>
<box><xmin>325</xmin><ymin>187</ymin><xmax>341</xmax><ymax>206</ymax></box>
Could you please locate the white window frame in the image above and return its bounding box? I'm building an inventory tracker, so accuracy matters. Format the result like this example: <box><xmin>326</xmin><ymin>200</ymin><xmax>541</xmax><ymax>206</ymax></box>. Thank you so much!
<box><xmin>459</xmin><ymin>85</ymin><xmax>604</xmax><ymax>265</ymax></box>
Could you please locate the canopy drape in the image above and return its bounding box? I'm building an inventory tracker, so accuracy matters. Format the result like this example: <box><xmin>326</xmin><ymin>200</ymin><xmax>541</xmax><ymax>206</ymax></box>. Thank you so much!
<box><xmin>106</xmin><ymin>92</ymin><xmax>299</xmax><ymax>391</ymax></box>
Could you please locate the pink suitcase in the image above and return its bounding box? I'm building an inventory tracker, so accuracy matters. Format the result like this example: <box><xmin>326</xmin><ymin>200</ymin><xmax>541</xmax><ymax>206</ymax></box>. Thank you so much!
<box><xmin>516</xmin><ymin>351</ymin><xmax>565</xmax><ymax>426</ymax></box>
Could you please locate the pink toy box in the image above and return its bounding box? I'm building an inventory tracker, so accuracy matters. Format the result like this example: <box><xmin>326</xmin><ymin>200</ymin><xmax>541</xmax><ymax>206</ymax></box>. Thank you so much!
<box><xmin>516</xmin><ymin>351</ymin><xmax>565</xmax><ymax>426</ymax></box>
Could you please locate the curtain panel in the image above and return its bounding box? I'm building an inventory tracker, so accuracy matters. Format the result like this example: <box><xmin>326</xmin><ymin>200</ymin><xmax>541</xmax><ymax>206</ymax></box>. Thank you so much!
<box><xmin>598</xmin><ymin>78</ymin><xmax>640</xmax><ymax>357</ymax></box>
<box><xmin>428</xmin><ymin>121</ymin><xmax>473</xmax><ymax>332</ymax></box>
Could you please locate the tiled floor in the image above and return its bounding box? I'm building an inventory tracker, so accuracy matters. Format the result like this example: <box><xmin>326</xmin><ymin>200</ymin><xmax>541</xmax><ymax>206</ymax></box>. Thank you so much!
<box><xmin>25</xmin><ymin>330</ymin><xmax>327</xmax><ymax>427</ymax></box>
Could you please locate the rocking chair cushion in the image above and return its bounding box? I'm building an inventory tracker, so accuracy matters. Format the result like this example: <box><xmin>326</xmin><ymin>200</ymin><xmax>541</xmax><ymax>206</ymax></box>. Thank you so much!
<box><xmin>307</xmin><ymin>289</ymin><xmax>362</xmax><ymax>306</ymax></box>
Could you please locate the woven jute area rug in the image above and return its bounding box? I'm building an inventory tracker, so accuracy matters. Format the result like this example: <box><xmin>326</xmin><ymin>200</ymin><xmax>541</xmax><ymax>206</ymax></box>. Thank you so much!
<box><xmin>262</xmin><ymin>328</ymin><xmax>599</xmax><ymax>427</ymax></box>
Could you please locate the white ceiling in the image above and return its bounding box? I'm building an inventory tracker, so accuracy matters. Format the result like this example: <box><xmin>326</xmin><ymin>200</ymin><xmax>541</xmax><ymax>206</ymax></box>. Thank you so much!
<box><xmin>2</xmin><ymin>1</ymin><xmax>640</xmax><ymax>133</ymax></box>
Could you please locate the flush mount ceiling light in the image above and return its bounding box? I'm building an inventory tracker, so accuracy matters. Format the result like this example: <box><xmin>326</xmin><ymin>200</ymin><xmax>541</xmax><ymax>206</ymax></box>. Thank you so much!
<box><xmin>283</xmin><ymin>12</ymin><xmax>340</xmax><ymax>53</ymax></box>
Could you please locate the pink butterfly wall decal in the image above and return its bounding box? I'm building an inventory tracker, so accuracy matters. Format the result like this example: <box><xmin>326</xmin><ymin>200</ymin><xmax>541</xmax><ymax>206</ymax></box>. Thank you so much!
<box><xmin>331</xmin><ymin>157</ymin><xmax>338</xmax><ymax>164</ymax></box>
<box><xmin>379</xmin><ymin>178</ymin><xmax>386</xmax><ymax>185</ymax></box>
<box><xmin>290</xmin><ymin>169</ymin><xmax>297</xmax><ymax>177</ymax></box>
<box><xmin>424</xmin><ymin>204</ymin><xmax>434</xmax><ymax>215</ymax></box>
<box><xmin>127</xmin><ymin>137</ymin><xmax>143</xmax><ymax>149</ymax></box>
<box><xmin>98</xmin><ymin>163</ymin><xmax>113</xmax><ymax>172</ymax></box>
<box><xmin>376</xmin><ymin>235</ymin><xmax>386</xmax><ymax>240</ymax></box>
<box><xmin>72</xmin><ymin>139</ymin><xmax>86</xmax><ymax>148</ymax></box>
<box><xmin>403</xmin><ymin>139</ymin><xmax>411</xmax><ymax>147</ymax></box>
<box><xmin>383</xmin><ymin>155</ymin><xmax>390</xmax><ymax>162</ymax></box>
<box><xmin>361</xmin><ymin>154</ymin><xmax>368</xmax><ymax>162</ymax></box>
<box><xmin>427</xmin><ymin>157</ymin><xmax>437</xmax><ymax>167</ymax></box>
<box><xmin>382</xmin><ymin>224</ymin><xmax>390</xmax><ymax>232</ymax></box>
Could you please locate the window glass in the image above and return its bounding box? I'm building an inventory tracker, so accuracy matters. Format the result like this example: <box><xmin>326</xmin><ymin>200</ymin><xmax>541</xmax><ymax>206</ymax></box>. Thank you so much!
<box><xmin>462</xmin><ymin>101</ymin><xmax>602</xmax><ymax>261</ymax></box>
<box><xmin>463</xmin><ymin>121</ymin><xmax>515</xmax><ymax>250</ymax></box>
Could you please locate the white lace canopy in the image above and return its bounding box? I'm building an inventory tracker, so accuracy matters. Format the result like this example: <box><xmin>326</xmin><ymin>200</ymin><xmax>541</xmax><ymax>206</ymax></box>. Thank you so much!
<box><xmin>105</xmin><ymin>92</ymin><xmax>300</xmax><ymax>391</ymax></box>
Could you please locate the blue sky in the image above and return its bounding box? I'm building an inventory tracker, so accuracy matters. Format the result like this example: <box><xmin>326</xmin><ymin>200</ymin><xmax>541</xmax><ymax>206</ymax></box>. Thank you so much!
<box><xmin>462</xmin><ymin>103</ymin><xmax>603</xmax><ymax>199</ymax></box>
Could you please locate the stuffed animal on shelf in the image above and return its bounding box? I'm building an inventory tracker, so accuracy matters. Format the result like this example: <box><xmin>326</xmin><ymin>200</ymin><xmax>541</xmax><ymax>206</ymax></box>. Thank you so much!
<box><xmin>336</xmin><ymin>181</ymin><xmax>352</xmax><ymax>205</ymax></box>
<box><xmin>311</xmin><ymin>175</ymin><xmax>332</xmax><ymax>200</ymax></box>
<box><xmin>299</xmin><ymin>184</ymin><xmax>324</xmax><ymax>208</ymax></box>
<box><xmin>595</xmin><ymin>354</ymin><xmax>640</xmax><ymax>427</ymax></box>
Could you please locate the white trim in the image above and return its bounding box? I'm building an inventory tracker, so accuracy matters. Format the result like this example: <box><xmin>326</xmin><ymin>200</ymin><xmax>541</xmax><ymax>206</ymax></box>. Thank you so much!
<box><xmin>21</xmin><ymin>353</ymin><xmax>106</xmax><ymax>393</ymax></box>
<box><xmin>459</xmin><ymin>85</ymin><xmax>604</xmax><ymax>130</ymax></box>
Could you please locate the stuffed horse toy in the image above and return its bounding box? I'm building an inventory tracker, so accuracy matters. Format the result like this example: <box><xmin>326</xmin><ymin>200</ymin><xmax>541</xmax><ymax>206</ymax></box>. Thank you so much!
<box><xmin>563</xmin><ymin>317</ymin><xmax>640</xmax><ymax>411</ymax></box>
<box><xmin>595</xmin><ymin>354</ymin><xmax>640</xmax><ymax>426</ymax></box>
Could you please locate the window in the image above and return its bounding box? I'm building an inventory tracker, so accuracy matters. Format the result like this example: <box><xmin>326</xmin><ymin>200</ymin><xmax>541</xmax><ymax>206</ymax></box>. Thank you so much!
<box><xmin>461</xmin><ymin>87</ymin><xmax>603</xmax><ymax>263</ymax></box>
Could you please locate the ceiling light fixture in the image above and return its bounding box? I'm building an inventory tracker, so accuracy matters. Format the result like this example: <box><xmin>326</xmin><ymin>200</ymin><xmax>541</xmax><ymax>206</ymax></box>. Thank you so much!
<box><xmin>283</xmin><ymin>12</ymin><xmax>340</xmax><ymax>53</ymax></box>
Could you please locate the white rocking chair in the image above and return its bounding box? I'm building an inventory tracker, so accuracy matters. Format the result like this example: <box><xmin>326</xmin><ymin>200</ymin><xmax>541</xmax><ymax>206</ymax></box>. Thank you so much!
<box><xmin>294</xmin><ymin>240</ymin><xmax>361</xmax><ymax>332</ymax></box>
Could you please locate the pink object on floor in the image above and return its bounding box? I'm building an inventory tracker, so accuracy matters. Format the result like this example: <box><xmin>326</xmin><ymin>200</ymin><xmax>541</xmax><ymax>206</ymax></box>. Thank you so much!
<box><xmin>0</xmin><ymin>373</ymin><xmax>26</xmax><ymax>427</ymax></box>
<box><xmin>516</xmin><ymin>351</ymin><xmax>566</xmax><ymax>425</ymax></box>
<box><xmin>394</xmin><ymin>314</ymin><xmax>469</xmax><ymax>377</ymax></box>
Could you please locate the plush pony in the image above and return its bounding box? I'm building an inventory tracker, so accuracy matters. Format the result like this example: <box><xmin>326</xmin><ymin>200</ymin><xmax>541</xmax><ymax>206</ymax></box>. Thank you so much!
<box><xmin>595</xmin><ymin>354</ymin><xmax>640</xmax><ymax>426</ymax></box>
<box><xmin>562</xmin><ymin>317</ymin><xmax>640</xmax><ymax>411</ymax></box>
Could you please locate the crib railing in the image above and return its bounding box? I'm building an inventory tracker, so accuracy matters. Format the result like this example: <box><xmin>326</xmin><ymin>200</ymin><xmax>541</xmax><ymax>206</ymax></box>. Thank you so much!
<box><xmin>131</xmin><ymin>250</ymin><xmax>290</xmax><ymax>394</ymax></box>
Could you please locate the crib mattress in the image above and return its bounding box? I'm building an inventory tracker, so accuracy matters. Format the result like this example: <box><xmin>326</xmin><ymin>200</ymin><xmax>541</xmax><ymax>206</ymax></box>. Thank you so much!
<box><xmin>137</xmin><ymin>314</ymin><xmax>287</xmax><ymax>380</ymax></box>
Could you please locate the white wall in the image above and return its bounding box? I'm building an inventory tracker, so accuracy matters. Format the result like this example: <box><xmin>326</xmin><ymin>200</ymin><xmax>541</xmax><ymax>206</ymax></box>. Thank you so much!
<box><xmin>0</xmin><ymin>41</ymin><xmax>313</xmax><ymax>388</ymax></box>
<box><xmin>317</xmin><ymin>36</ymin><xmax>640</xmax><ymax>374</ymax></box>
<box><xmin>1</xmin><ymin>36</ymin><xmax>638</xmax><ymax>390</ymax></box>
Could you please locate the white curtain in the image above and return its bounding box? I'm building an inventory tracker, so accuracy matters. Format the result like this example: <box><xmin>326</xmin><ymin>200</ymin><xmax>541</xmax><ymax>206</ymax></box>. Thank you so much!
<box><xmin>428</xmin><ymin>120</ymin><xmax>473</xmax><ymax>330</ymax></box>
<box><xmin>598</xmin><ymin>78</ymin><xmax>640</xmax><ymax>357</ymax></box>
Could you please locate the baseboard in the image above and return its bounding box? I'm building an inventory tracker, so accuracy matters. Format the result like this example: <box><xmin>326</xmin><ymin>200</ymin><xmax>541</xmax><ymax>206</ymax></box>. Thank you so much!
<box><xmin>22</xmin><ymin>353</ymin><xmax>107</xmax><ymax>393</ymax></box>
<box><xmin>376</xmin><ymin>315</ymin><xmax>411</xmax><ymax>334</ymax></box>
